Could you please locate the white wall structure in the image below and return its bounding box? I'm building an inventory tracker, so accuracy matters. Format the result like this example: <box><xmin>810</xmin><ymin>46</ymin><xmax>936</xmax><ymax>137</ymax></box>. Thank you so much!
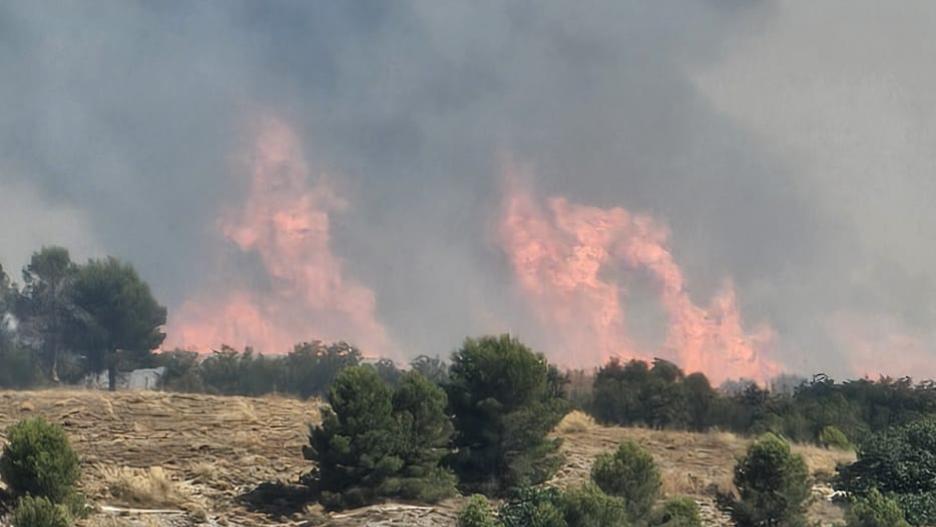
<box><xmin>86</xmin><ymin>367</ymin><xmax>166</xmax><ymax>391</ymax></box>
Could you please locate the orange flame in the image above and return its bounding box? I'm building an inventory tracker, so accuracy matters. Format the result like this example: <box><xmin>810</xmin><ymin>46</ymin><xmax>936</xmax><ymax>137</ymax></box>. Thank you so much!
<box><xmin>166</xmin><ymin>116</ymin><xmax>393</xmax><ymax>357</ymax></box>
<box><xmin>499</xmin><ymin>164</ymin><xmax>778</xmax><ymax>383</ymax></box>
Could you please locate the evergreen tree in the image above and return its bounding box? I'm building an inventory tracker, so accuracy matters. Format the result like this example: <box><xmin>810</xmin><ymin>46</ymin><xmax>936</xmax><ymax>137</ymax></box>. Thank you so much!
<box><xmin>446</xmin><ymin>335</ymin><xmax>569</xmax><ymax>495</ymax></box>
<box><xmin>303</xmin><ymin>366</ymin><xmax>455</xmax><ymax>509</ymax></box>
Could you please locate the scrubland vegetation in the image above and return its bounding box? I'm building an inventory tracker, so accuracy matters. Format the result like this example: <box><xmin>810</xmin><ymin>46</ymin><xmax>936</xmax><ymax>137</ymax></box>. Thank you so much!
<box><xmin>6</xmin><ymin>245</ymin><xmax>936</xmax><ymax>526</ymax></box>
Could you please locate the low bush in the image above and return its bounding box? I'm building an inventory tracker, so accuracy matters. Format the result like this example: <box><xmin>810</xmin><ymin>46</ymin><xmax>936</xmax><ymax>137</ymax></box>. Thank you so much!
<box><xmin>651</xmin><ymin>497</ymin><xmax>701</xmax><ymax>527</ymax></box>
<box><xmin>458</xmin><ymin>494</ymin><xmax>500</xmax><ymax>527</ymax></box>
<box><xmin>722</xmin><ymin>433</ymin><xmax>810</xmax><ymax>527</ymax></box>
<box><xmin>11</xmin><ymin>496</ymin><xmax>70</xmax><ymax>527</ymax></box>
<box><xmin>819</xmin><ymin>425</ymin><xmax>852</xmax><ymax>450</ymax></box>
<box><xmin>499</xmin><ymin>486</ymin><xmax>565</xmax><ymax>527</ymax></box>
<box><xmin>498</xmin><ymin>484</ymin><xmax>629</xmax><ymax>527</ymax></box>
<box><xmin>846</xmin><ymin>489</ymin><xmax>909</xmax><ymax>527</ymax></box>
<box><xmin>590</xmin><ymin>440</ymin><xmax>661</xmax><ymax>522</ymax></box>
<box><xmin>0</xmin><ymin>418</ymin><xmax>81</xmax><ymax>503</ymax></box>
<box><xmin>559</xmin><ymin>483</ymin><xmax>629</xmax><ymax>527</ymax></box>
<box><xmin>837</xmin><ymin>419</ymin><xmax>936</xmax><ymax>525</ymax></box>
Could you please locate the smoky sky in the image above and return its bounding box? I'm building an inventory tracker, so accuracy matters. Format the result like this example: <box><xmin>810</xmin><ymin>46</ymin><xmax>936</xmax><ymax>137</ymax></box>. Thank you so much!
<box><xmin>2</xmin><ymin>1</ymin><xmax>935</xmax><ymax>379</ymax></box>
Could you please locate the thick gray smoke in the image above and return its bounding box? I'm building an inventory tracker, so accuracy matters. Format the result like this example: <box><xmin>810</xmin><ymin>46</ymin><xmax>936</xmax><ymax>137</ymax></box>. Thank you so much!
<box><xmin>1</xmin><ymin>1</ymin><xmax>935</xmax><ymax>378</ymax></box>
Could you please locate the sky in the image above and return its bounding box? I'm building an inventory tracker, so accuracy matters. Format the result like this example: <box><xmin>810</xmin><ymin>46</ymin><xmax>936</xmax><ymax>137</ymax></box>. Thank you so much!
<box><xmin>2</xmin><ymin>1</ymin><xmax>936</xmax><ymax>381</ymax></box>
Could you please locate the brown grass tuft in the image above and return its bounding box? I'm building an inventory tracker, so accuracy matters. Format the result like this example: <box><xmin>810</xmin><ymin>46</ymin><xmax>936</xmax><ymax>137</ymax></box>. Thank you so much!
<box><xmin>100</xmin><ymin>466</ymin><xmax>191</xmax><ymax>509</ymax></box>
<box><xmin>557</xmin><ymin>410</ymin><xmax>597</xmax><ymax>434</ymax></box>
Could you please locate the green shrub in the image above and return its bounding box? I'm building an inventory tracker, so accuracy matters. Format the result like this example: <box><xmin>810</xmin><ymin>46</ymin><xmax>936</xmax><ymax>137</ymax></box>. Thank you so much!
<box><xmin>387</xmin><ymin>371</ymin><xmax>458</xmax><ymax>502</ymax></box>
<box><xmin>446</xmin><ymin>335</ymin><xmax>569</xmax><ymax>495</ymax></box>
<box><xmin>722</xmin><ymin>433</ymin><xmax>810</xmax><ymax>527</ymax></box>
<box><xmin>458</xmin><ymin>494</ymin><xmax>500</xmax><ymax>527</ymax></box>
<box><xmin>893</xmin><ymin>494</ymin><xmax>936</xmax><ymax>526</ymax></box>
<box><xmin>590</xmin><ymin>440</ymin><xmax>661</xmax><ymax>521</ymax></box>
<box><xmin>496</xmin><ymin>484</ymin><xmax>630</xmax><ymax>527</ymax></box>
<box><xmin>819</xmin><ymin>425</ymin><xmax>852</xmax><ymax>450</ymax></box>
<box><xmin>837</xmin><ymin>419</ymin><xmax>936</xmax><ymax>525</ymax></box>
<box><xmin>303</xmin><ymin>366</ymin><xmax>456</xmax><ymax>510</ymax></box>
<box><xmin>0</xmin><ymin>418</ymin><xmax>81</xmax><ymax>503</ymax></box>
<box><xmin>846</xmin><ymin>489</ymin><xmax>909</xmax><ymax>527</ymax></box>
<box><xmin>11</xmin><ymin>496</ymin><xmax>70</xmax><ymax>527</ymax></box>
<box><xmin>500</xmin><ymin>486</ymin><xmax>566</xmax><ymax>527</ymax></box>
<box><xmin>651</xmin><ymin>497</ymin><xmax>702</xmax><ymax>527</ymax></box>
<box><xmin>559</xmin><ymin>483</ymin><xmax>630</xmax><ymax>527</ymax></box>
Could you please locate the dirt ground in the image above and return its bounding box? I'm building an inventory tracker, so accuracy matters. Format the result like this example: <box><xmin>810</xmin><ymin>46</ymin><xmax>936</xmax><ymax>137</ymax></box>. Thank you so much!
<box><xmin>0</xmin><ymin>391</ymin><xmax>854</xmax><ymax>527</ymax></box>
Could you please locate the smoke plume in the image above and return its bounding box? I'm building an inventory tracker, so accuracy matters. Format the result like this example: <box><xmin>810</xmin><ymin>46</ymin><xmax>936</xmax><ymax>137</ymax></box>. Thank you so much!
<box><xmin>4</xmin><ymin>2</ymin><xmax>936</xmax><ymax>379</ymax></box>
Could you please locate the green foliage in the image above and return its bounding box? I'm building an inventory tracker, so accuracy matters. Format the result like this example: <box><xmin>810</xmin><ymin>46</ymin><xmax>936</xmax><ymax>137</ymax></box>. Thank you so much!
<box><xmin>197</xmin><ymin>346</ymin><xmax>281</xmax><ymax>396</ymax></box>
<box><xmin>446</xmin><ymin>335</ymin><xmax>569</xmax><ymax>495</ymax></box>
<box><xmin>16</xmin><ymin>247</ymin><xmax>79</xmax><ymax>383</ymax></box>
<box><xmin>374</xmin><ymin>358</ymin><xmax>403</xmax><ymax>386</ymax></box>
<box><xmin>458</xmin><ymin>494</ymin><xmax>500</xmax><ymax>527</ymax></box>
<box><xmin>499</xmin><ymin>486</ymin><xmax>566</xmax><ymax>527</ymax></box>
<box><xmin>389</xmin><ymin>371</ymin><xmax>457</xmax><ymax>501</ymax></box>
<box><xmin>846</xmin><ymin>489</ymin><xmax>909</xmax><ymax>527</ymax></box>
<box><xmin>71</xmin><ymin>257</ymin><xmax>166</xmax><ymax>389</ymax></box>
<box><xmin>590</xmin><ymin>440</ymin><xmax>661</xmax><ymax>522</ymax></box>
<box><xmin>587</xmin><ymin>361</ymin><xmax>936</xmax><ymax>447</ymax></box>
<box><xmin>0</xmin><ymin>418</ymin><xmax>81</xmax><ymax>503</ymax></box>
<box><xmin>0</xmin><ymin>343</ymin><xmax>42</xmax><ymax>389</ymax></box>
<box><xmin>591</xmin><ymin>359</ymin><xmax>713</xmax><ymax>430</ymax></box>
<box><xmin>684</xmin><ymin>373</ymin><xmax>715</xmax><ymax>432</ymax></box>
<box><xmin>411</xmin><ymin>355</ymin><xmax>449</xmax><ymax>385</ymax></box>
<box><xmin>559</xmin><ymin>483</ymin><xmax>630</xmax><ymax>527</ymax></box>
<box><xmin>11</xmin><ymin>496</ymin><xmax>70</xmax><ymax>527</ymax></box>
<box><xmin>651</xmin><ymin>497</ymin><xmax>702</xmax><ymax>527</ymax></box>
<box><xmin>152</xmin><ymin>349</ymin><xmax>205</xmax><ymax>392</ymax></box>
<box><xmin>285</xmin><ymin>341</ymin><xmax>362</xmax><ymax>399</ymax></box>
<box><xmin>498</xmin><ymin>484</ymin><xmax>630</xmax><ymax>527</ymax></box>
<box><xmin>723</xmin><ymin>433</ymin><xmax>810</xmax><ymax>527</ymax></box>
<box><xmin>819</xmin><ymin>425</ymin><xmax>852</xmax><ymax>450</ymax></box>
<box><xmin>153</xmin><ymin>342</ymin><xmax>363</xmax><ymax>398</ymax></box>
<box><xmin>893</xmin><ymin>494</ymin><xmax>936</xmax><ymax>526</ymax></box>
<box><xmin>837</xmin><ymin>419</ymin><xmax>936</xmax><ymax>525</ymax></box>
<box><xmin>303</xmin><ymin>366</ymin><xmax>456</xmax><ymax>510</ymax></box>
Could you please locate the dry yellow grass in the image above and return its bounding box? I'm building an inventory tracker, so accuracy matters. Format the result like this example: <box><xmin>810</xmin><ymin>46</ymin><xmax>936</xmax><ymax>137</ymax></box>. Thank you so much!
<box><xmin>556</xmin><ymin>410</ymin><xmax>596</xmax><ymax>434</ymax></box>
<box><xmin>551</xmin><ymin>422</ymin><xmax>856</xmax><ymax>526</ymax></box>
<box><xmin>0</xmin><ymin>389</ymin><xmax>859</xmax><ymax>527</ymax></box>
<box><xmin>99</xmin><ymin>466</ymin><xmax>191</xmax><ymax>509</ymax></box>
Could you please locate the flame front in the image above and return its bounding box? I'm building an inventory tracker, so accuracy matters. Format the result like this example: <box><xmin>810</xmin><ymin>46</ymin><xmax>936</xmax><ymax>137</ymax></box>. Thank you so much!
<box><xmin>166</xmin><ymin>116</ymin><xmax>393</xmax><ymax>357</ymax></box>
<box><xmin>499</xmin><ymin>165</ymin><xmax>779</xmax><ymax>383</ymax></box>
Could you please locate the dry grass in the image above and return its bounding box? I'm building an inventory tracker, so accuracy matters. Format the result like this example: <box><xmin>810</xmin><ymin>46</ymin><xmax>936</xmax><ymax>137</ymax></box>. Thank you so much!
<box><xmin>792</xmin><ymin>443</ymin><xmax>855</xmax><ymax>483</ymax></box>
<box><xmin>552</xmin><ymin>423</ymin><xmax>856</xmax><ymax>526</ymax></box>
<box><xmin>0</xmin><ymin>389</ymin><xmax>859</xmax><ymax>527</ymax></box>
<box><xmin>99</xmin><ymin>466</ymin><xmax>191</xmax><ymax>509</ymax></box>
<box><xmin>557</xmin><ymin>410</ymin><xmax>596</xmax><ymax>434</ymax></box>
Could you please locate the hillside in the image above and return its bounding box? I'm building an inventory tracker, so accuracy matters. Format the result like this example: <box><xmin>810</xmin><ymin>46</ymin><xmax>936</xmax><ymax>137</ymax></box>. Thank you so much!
<box><xmin>0</xmin><ymin>391</ymin><xmax>854</xmax><ymax>526</ymax></box>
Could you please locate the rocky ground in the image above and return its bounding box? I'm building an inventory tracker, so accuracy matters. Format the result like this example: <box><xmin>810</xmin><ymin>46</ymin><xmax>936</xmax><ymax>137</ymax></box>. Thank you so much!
<box><xmin>0</xmin><ymin>391</ymin><xmax>854</xmax><ymax>526</ymax></box>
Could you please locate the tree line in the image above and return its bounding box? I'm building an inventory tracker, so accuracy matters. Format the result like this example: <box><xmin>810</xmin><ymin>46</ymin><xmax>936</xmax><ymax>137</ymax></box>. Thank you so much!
<box><xmin>154</xmin><ymin>344</ymin><xmax>447</xmax><ymax>399</ymax></box>
<box><xmin>586</xmin><ymin>357</ymin><xmax>936</xmax><ymax>447</ymax></box>
<box><xmin>7</xmin><ymin>245</ymin><xmax>936</xmax><ymax>455</ymax></box>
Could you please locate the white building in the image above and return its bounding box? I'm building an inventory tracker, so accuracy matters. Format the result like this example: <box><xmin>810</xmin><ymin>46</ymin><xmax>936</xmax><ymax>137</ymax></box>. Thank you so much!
<box><xmin>86</xmin><ymin>367</ymin><xmax>167</xmax><ymax>391</ymax></box>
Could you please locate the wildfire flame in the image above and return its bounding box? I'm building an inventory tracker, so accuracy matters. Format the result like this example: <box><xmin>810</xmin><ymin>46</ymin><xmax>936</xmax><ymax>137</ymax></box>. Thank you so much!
<box><xmin>166</xmin><ymin>116</ymin><xmax>393</xmax><ymax>357</ymax></box>
<box><xmin>499</xmin><ymin>164</ymin><xmax>779</xmax><ymax>383</ymax></box>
